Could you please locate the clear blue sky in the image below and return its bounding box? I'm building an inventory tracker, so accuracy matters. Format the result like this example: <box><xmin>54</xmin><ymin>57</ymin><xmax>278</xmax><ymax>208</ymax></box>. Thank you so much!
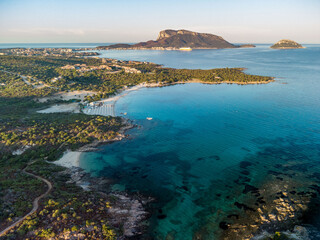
<box><xmin>0</xmin><ymin>0</ymin><xmax>319</xmax><ymax>43</ymax></box>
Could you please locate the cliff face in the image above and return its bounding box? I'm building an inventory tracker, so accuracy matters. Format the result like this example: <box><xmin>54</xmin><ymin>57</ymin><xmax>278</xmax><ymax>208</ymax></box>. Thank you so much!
<box><xmin>271</xmin><ymin>39</ymin><xmax>304</xmax><ymax>49</ymax></box>
<box><xmin>147</xmin><ymin>29</ymin><xmax>236</xmax><ymax>49</ymax></box>
<box><xmin>98</xmin><ymin>29</ymin><xmax>253</xmax><ymax>50</ymax></box>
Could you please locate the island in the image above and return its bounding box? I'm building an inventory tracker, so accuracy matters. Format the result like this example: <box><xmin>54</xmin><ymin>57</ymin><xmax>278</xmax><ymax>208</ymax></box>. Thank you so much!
<box><xmin>97</xmin><ymin>29</ymin><xmax>256</xmax><ymax>50</ymax></box>
<box><xmin>0</xmin><ymin>49</ymin><xmax>273</xmax><ymax>239</ymax></box>
<box><xmin>270</xmin><ymin>39</ymin><xmax>304</xmax><ymax>49</ymax></box>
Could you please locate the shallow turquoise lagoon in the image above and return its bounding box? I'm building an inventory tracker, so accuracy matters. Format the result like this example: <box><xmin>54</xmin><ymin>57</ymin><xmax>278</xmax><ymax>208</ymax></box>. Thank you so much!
<box><xmin>80</xmin><ymin>45</ymin><xmax>320</xmax><ymax>239</ymax></box>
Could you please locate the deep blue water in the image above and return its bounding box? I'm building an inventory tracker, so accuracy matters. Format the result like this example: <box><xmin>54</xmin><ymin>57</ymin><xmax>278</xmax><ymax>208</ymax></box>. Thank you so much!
<box><xmin>79</xmin><ymin>45</ymin><xmax>320</xmax><ymax>239</ymax></box>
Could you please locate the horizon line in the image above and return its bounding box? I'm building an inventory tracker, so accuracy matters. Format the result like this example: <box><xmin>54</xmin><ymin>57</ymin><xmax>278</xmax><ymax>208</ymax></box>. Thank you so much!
<box><xmin>1</xmin><ymin>42</ymin><xmax>319</xmax><ymax>45</ymax></box>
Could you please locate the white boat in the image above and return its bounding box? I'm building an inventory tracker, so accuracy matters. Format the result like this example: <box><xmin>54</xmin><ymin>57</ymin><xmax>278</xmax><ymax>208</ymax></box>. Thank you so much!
<box><xmin>146</xmin><ymin>117</ymin><xmax>152</xmax><ymax>120</ymax></box>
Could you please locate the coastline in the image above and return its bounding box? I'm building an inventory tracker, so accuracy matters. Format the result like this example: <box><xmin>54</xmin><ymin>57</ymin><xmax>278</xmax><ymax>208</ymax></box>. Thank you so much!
<box><xmin>87</xmin><ymin>82</ymin><xmax>162</xmax><ymax>108</ymax></box>
<box><xmin>96</xmin><ymin>46</ymin><xmax>256</xmax><ymax>51</ymax></box>
<box><xmin>48</xmin><ymin>67</ymin><xmax>275</xmax><ymax>239</ymax></box>
<box><xmin>270</xmin><ymin>47</ymin><xmax>306</xmax><ymax>49</ymax></box>
<box><xmin>52</xmin><ymin>118</ymin><xmax>151</xmax><ymax>239</ymax></box>
<box><xmin>54</xmin><ymin>150</ymin><xmax>82</xmax><ymax>168</ymax></box>
<box><xmin>54</xmin><ymin>118</ymin><xmax>135</xmax><ymax>167</ymax></box>
<box><xmin>173</xmin><ymin>78</ymin><xmax>275</xmax><ymax>85</ymax></box>
<box><xmin>52</xmin><ymin>75</ymin><xmax>275</xmax><ymax>167</ymax></box>
<box><xmin>38</xmin><ymin>78</ymin><xmax>274</xmax><ymax>115</ymax></box>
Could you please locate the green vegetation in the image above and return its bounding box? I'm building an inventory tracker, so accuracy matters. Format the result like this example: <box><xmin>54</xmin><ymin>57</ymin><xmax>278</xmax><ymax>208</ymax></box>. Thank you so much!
<box><xmin>0</xmin><ymin>71</ymin><xmax>54</xmax><ymax>98</ymax></box>
<box><xmin>270</xmin><ymin>39</ymin><xmax>303</xmax><ymax>49</ymax></box>
<box><xmin>0</xmin><ymin>113</ymin><xmax>123</xmax><ymax>153</ymax></box>
<box><xmin>0</xmin><ymin>55</ymin><xmax>101</xmax><ymax>83</ymax></box>
<box><xmin>0</xmin><ymin>55</ymin><xmax>272</xmax><ymax>101</ymax></box>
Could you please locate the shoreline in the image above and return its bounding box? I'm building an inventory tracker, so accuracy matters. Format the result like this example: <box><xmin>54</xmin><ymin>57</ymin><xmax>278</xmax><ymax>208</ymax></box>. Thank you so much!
<box><xmin>84</xmin><ymin>82</ymin><xmax>162</xmax><ymax>113</ymax></box>
<box><xmin>96</xmin><ymin>45</ymin><xmax>256</xmax><ymax>51</ymax></box>
<box><xmin>52</xmin><ymin>118</ymin><xmax>151</xmax><ymax>239</ymax></box>
<box><xmin>49</xmin><ymin>72</ymin><xmax>275</xmax><ymax>239</ymax></box>
<box><xmin>38</xmin><ymin>79</ymin><xmax>275</xmax><ymax>115</ymax></box>
<box><xmin>52</xmin><ymin>75</ymin><xmax>275</xmax><ymax>167</ymax></box>
<box><xmin>82</xmin><ymin>79</ymin><xmax>275</xmax><ymax>115</ymax></box>
<box><xmin>54</xmin><ymin>118</ymin><xmax>135</xmax><ymax>168</ymax></box>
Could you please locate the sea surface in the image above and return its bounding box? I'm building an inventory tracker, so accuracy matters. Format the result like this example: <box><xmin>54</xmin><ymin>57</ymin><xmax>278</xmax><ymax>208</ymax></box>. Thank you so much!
<box><xmin>77</xmin><ymin>45</ymin><xmax>320</xmax><ymax>239</ymax></box>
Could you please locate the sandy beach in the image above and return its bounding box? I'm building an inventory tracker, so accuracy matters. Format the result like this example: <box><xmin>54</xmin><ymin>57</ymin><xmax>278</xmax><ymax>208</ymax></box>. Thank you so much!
<box><xmin>38</xmin><ymin>90</ymin><xmax>96</xmax><ymax>103</ymax></box>
<box><xmin>100</xmin><ymin>82</ymin><xmax>162</xmax><ymax>104</ymax></box>
<box><xmin>82</xmin><ymin>82</ymin><xmax>161</xmax><ymax>116</ymax></box>
<box><xmin>54</xmin><ymin>151</ymin><xmax>82</xmax><ymax>168</ymax></box>
<box><xmin>37</xmin><ymin>102</ymin><xmax>80</xmax><ymax>113</ymax></box>
<box><xmin>36</xmin><ymin>83</ymin><xmax>161</xmax><ymax>116</ymax></box>
<box><xmin>36</xmin><ymin>80</ymin><xmax>266</xmax><ymax>117</ymax></box>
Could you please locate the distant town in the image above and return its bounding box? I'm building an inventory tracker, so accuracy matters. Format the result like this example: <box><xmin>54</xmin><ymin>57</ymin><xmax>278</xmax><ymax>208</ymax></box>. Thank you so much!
<box><xmin>0</xmin><ymin>47</ymin><xmax>98</xmax><ymax>57</ymax></box>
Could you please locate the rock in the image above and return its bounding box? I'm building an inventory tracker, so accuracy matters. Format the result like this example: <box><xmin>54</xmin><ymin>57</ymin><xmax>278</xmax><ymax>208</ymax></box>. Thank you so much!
<box><xmin>293</xmin><ymin>225</ymin><xmax>309</xmax><ymax>238</ymax></box>
<box><xmin>98</xmin><ymin>29</ymin><xmax>254</xmax><ymax>50</ymax></box>
<box><xmin>243</xmin><ymin>184</ymin><xmax>259</xmax><ymax>194</ymax></box>
<box><xmin>157</xmin><ymin>214</ymin><xmax>167</xmax><ymax>219</ymax></box>
<box><xmin>271</xmin><ymin>39</ymin><xmax>304</xmax><ymax>49</ymax></box>
<box><xmin>219</xmin><ymin>221</ymin><xmax>230</xmax><ymax>230</ymax></box>
<box><xmin>240</xmin><ymin>161</ymin><xmax>253</xmax><ymax>169</ymax></box>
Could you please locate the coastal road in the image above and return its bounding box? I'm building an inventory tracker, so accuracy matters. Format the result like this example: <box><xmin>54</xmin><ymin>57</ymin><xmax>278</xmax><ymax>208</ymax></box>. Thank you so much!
<box><xmin>0</xmin><ymin>167</ymin><xmax>52</xmax><ymax>237</ymax></box>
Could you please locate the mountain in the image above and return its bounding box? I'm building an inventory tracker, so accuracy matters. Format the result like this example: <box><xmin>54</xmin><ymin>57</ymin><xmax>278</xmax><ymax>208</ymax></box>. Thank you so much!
<box><xmin>270</xmin><ymin>39</ymin><xmax>304</xmax><ymax>49</ymax></box>
<box><xmin>97</xmin><ymin>29</ymin><xmax>255</xmax><ymax>50</ymax></box>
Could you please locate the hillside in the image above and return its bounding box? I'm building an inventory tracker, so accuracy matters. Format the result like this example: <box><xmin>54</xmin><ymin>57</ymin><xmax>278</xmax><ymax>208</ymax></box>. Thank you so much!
<box><xmin>98</xmin><ymin>29</ymin><xmax>255</xmax><ymax>50</ymax></box>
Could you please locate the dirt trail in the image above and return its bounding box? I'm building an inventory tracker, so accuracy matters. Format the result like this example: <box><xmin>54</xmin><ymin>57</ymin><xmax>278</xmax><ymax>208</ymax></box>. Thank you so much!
<box><xmin>0</xmin><ymin>168</ymin><xmax>52</xmax><ymax>237</ymax></box>
<box><xmin>0</xmin><ymin>69</ymin><xmax>51</xmax><ymax>88</ymax></box>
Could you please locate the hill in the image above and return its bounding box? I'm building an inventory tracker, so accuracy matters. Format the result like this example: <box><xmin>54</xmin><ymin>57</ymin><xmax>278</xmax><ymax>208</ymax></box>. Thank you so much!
<box><xmin>271</xmin><ymin>39</ymin><xmax>304</xmax><ymax>49</ymax></box>
<box><xmin>98</xmin><ymin>29</ymin><xmax>255</xmax><ymax>50</ymax></box>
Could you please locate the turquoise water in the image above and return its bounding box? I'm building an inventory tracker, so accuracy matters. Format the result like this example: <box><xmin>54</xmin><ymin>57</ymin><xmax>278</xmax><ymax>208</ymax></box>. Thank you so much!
<box><xmin>80</xmin><ymin>45</ymin><xmax>320</xmax><ymax>239</ymax></box>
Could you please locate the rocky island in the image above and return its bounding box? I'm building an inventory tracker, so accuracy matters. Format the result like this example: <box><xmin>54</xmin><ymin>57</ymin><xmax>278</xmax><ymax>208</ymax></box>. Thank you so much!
<box><xmin>270</xmin><ymin>39</ymin><xmax>304</xmax><ymax>49</ymax></box>
<box><xmin>97</xmin><ymin>29</ymin><xmax>256</xmax><ymax>50</ymax></box>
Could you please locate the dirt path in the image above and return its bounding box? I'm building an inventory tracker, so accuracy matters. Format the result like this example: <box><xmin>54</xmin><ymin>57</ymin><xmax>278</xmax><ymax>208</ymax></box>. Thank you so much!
<box><xmin>0</xmin><ymin>69</ymin><xmax>51</xmax><ymax>89</ymax></box>
<box><xmin>0</xmin><ymin>168</ymin><xmax>52</xmax><ymax>237</ymax></box>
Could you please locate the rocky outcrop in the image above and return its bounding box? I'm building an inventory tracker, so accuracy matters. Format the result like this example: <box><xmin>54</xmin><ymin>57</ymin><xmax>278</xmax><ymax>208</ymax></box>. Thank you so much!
<box><xmin>252</xmin><ymin>225</ymin><xmax>312</xmax><ymax>240</ymax></box>
<box><xmin>271</xmin><ymin>39</ymin><xmax>304</xmax><ymax>49</ymax></box>
<box><xmin>217</xmin><ymin>173</ymin><xmax>320</xmax><ymax>240</ymax></box>
<box><xmin>97</xmin><ymin>29</ymin><xmax>255</xmax><ymax>50</ymax></box>
<box><xmin>238</xmin><ymin>44</ymin><xmax>256</xmax><ymax>48</ymax></box>
<box><xmin>62</xmin><ymin>166</ymin><xmax>152</xmax><ymax>239</ymax></box>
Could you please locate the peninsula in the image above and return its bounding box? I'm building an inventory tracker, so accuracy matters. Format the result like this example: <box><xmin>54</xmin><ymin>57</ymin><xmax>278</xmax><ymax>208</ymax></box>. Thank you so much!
<box><xmin>97</xmin><ymin>29</ymin><xmax>256</xmax><ymax>50</ymax></box>
<box><xmin>270</xmin><ymin>39</ymin><xmax>304</xmax><ymax>49</ymax></box>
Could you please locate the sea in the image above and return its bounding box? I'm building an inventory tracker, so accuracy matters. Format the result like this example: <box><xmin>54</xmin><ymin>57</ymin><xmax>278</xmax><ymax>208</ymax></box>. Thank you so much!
<box><xmin>3</xmin><ymin>43</ymin><xmax>320</xmax><ymax>239</ymax></box>
<box><xmin>80</xmin><ymin>45</ymin><xmax>320</xmax><ymax>239</ymax></box>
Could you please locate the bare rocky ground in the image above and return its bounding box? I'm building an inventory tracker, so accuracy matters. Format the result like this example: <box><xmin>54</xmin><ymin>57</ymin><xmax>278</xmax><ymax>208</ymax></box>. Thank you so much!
<box><xmin>63</xmin><ymin>166</ymin><xmax>153</xmax><ymax>239</ymax></box>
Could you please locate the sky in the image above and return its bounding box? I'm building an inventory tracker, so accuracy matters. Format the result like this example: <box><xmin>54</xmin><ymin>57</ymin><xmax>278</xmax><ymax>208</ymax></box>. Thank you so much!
<box><xmin>0</xmin><ymin>0</ymin><xmax>319</xmax><ymax>43</ymax></box>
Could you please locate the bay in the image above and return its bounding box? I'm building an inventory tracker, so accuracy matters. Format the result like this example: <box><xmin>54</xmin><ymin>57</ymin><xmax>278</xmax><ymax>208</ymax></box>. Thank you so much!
<box><xmin>80</xmin><ymin>45</ymin><xmax>320</xmax><ymax>239</ymax></box>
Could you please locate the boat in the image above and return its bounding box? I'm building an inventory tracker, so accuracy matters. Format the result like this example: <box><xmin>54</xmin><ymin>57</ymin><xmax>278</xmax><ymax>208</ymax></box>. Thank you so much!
<box><xmin>146</xmin><ymin>117</ymin><xmax>153</xmax><ymax>120</ymax></box>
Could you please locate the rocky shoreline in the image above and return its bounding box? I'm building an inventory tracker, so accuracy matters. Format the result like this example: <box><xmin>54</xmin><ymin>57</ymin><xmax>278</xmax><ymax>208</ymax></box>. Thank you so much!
<box><xmin>77</xmin><ymin>118</ymin><xmax>136</xmax><ymax>152</ymax></box>
<box><xmin>53</xmin><ymin>117</ymin><xmax>155</xmax><ymax>239</ymax></box>
<box><xmin>60</xmin><ymin>166</ymin><xmax>153</xmax><ymax>239</ymax></box>
<box><xmin>215</xmin><ymin>146</ymin><xmax>320</xmax><ymax>240</ymax></box>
